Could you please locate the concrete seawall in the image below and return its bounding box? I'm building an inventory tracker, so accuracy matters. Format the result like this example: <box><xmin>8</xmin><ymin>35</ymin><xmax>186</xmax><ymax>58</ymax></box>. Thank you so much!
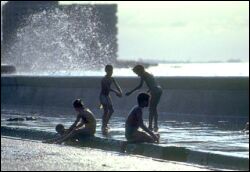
<box><xmin>1</xmin><ymin>75</ymin><xmax>249</xmax><ymax>120</ymax></box>
<box><xmin>1</xmin><ymin>126</ymin><xmax>249</xmax><ymax>170</ymax></box>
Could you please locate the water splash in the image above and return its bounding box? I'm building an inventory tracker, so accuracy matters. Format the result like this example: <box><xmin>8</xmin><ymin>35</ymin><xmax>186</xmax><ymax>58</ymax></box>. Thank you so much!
<box><xmin>4</xmin><ymin>6</ymin><xmax>115</xmax><ymax>73</ymax></box>
<box><xmin>1</xmin><ymin>1</ymin><xmax>8</xmax><ymax>42</ymax></box>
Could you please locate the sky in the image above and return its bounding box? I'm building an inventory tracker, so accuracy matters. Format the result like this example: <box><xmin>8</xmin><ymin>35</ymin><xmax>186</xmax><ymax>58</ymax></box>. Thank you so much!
<box><xmin>60</xmin><ymin>1</ymin><xmax>249</xmax><ymax>62</ymax></box>
<box><xmin>2</xmin><ymin>1</ymin><xmax>249</xmax><ymax>62</ymax></box>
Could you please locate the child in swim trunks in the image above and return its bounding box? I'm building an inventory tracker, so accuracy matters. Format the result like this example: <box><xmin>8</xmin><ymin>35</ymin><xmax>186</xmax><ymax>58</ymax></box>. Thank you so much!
<box><xmin>100</xmin><ymin>65</ymin><xmax>122</xmax><ymax>134</ymax></box>
<box><xmin>43</xmin><ymin>99</ymin><xmax>96</xmax><ymax>144</ymax></box>
<box><xmin>126</xmin><ymin>65</ymin><xmax>162</xmax><ymax>132</ymax></box>
<box><xmin>121</xmin><ymin>93</ymin><xmax>159</xmax><ymax>152</ymax></box>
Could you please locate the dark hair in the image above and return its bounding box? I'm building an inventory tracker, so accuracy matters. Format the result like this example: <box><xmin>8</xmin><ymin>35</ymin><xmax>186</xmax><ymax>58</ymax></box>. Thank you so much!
<box><xmin>55</xmin><ymin>124</ymin><xmax>64</xmax><ymax>133</ymax></box>
<box><xmin>137</xmin><ymin>93</ymin><xmax>150</xmax><ymax>106</ymax></box>
<box><xmin>73</xmin><ymin>99</ymin><xmax>84</xmax><ymax>108</ymax></box>
<box><xmin>133</xmin><ymin>65</ymin><xmax>144</xmax><ymax>73</ymax></box>
<box><xmin>105</xmin><ymin>65</ymin><xmax>113</xmax><ymax>72</ymax></box>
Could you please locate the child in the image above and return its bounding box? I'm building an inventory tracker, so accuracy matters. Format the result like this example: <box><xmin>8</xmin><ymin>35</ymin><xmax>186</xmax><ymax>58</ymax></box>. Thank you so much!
<box><xmin>43</xmin><ymin>124</ymin><xmax>70</xmax><ymax>143</ymax></box>
<box><xmin>126</xmin><ymin>65</ymin><xmax>162</xmax><ymax>132</ymax></box>
<box><xmin>100</xmin><ymin>65</ymin><xmax>122</xmax><ymax>134</ymax></box>
<box><xmin>43</xmin><ymin>99</ymin><xmax>96</xmax><ymax>144</ymax></box>
<box><xmin>121</xmin><ymin>93</ymin><xmax>159</xmax><ymax>152</ymax></box>
<box><xmin>55</xmin><ymin>124</ymin><xmax>68</xmax><ymax>136</ymax></box>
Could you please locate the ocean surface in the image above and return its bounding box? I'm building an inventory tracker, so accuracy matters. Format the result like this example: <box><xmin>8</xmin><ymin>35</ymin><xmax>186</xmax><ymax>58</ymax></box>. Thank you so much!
<box><xmin>7</xmin><ymin>62</ymin><xmax>249</xmax><ymax>77</ymax></box>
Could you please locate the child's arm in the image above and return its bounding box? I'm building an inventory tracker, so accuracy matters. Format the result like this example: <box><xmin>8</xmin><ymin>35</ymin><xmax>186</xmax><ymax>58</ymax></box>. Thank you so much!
<box><xmin>110</xmin><ymin>88</ymin><xmax>122</xmax><ymax>97</ymax></box>
<box><xmin>43</xmin><ymin>131</ymin><xmax>71</xmax><ymax>144</ymax></box>
<box><xmin>68</xmin><ymin>115</ymin><xmax>81</xmax><ymax>132</ymax></box>
<box><xmin>109</xmin><ymin>88</ymin><xmax>120</xmax><ymax>94</ymax></box>
<box><xmin>54</xmin><ymin>129</ymin><xmax>77</xmax><ymax>144</ymax></box>
<box><xmin>126</xmin><ymin>78</ymin><xmax>143</xmax><ymax>96</ymax></box>
<box><xmin>137</xmin><ymin>111</ymin><xmax>158</xmax><ymax>142</ymax></box>
<box><xmin>76</xmin><ymin>122</ymin><xmax>84</xmax><ymax>129</ymax></box>
<box><xmin>53</xmin><ymin>116</ymin><xmax>84</xmax><ymax>144</ymax></box>
<box><xmin>43</xmin><ymin>116</ymin><xmax>81</xmax><ymax>144</ymax></box>
<box><xmin>140</xmin><ymin>124</ymin><xmax>158</xmax><ymax>142</ymax></box>
<box><xmin>112</xmin><ymin>78</ymin><xmax>122</xmax><ymax>95</ymax></box>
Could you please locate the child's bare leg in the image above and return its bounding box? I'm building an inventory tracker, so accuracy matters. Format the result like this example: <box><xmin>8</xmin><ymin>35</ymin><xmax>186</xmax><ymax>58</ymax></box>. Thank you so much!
<box><xmin>155</xmin><ymin>92</ymin><xmax>162</xmax><ymax>131</ymax></box>
<box><xmin>105</xmin><ymin>96</ymin><xmax>114</xmax><ymax>128</ymax></box>
<box><xmin>150</xmin><ymin>93</ymin><xmax>161</xmax><ymax>132</ymax></box>
<box><xmin>106</xmin><ymin>106</ymin><xmax>114</xmax><ymax>126</ymax></box>
<box><xmin>102</xmin><ymin>106</ymin><xmax>109</xmax><ymax>129</ymax></box>
<box><xmin>151</xmin><ymin>107</ymin><xmax>158</xmax><ymax>132</ymax></box>
<box><xmin>55</xmin><ymin>128</ymin><xmax>92</xmax><ymax>144</ymax></box>
<box><xmin>132</xmin><ymin>131</ymin><xmax>155</xmax><ymax>143</ymax></box>
<box><xmin>55</xmin><ymin>130</ymin><xmax>77</xmax><ymax>144</ymax></box>
<box><xmin>149</xmin><ymin>106</ymin><xmax>154</xmax><ymax>131</ymax></box>
<box><xmin>122</xmin><ymin>131</ymin><xmax>159</xmax><ymax>152</ymax></box>
<box><xmin>120</xmin><ymin>141</ymin><xmax>128</xmax><ymax>153</ymax></box>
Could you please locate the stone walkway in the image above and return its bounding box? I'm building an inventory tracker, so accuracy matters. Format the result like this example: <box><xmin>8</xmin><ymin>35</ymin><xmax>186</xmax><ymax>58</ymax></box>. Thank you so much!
<box><xmin>1</xmin><ymin>137</ymin><xmax>212</xmax><ymax>171</ymax></box>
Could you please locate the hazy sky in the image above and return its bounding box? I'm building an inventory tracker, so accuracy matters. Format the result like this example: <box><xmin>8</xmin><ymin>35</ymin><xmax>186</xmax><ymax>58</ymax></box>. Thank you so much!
<box><xmin>60</xmin><ymin>1</ymin><xmax>249</xmax><ymax>62</ymax></box>
<box><xmin>2</xmin><ymin>1</ymin><xmax>249</xmax><ymax>62</ymax></box>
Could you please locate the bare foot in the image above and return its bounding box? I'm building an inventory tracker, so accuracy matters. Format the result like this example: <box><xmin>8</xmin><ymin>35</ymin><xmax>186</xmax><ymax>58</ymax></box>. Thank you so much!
<box><xmin>120</xmin><ymin>141</ymin><xmax>127</xmax><ymax>153</ymax></box>
<box><xmin>148</xmin><ymin>126</ymin><xmax>153</xmax><ymax>131</ymax></box>
<box><xmin>155</xmin><ymin>133</ymin><xmax>160</xmax><ymax>144</ymax></box>
<box><xmin>102</xmin><ymin>127</ymin><xmax>109</xmax><ymax>135</ymax></box>
<box><xmin>153</xmin><ymin>127</ymin><xmax>159</xmax><ymax>132</ymax></box>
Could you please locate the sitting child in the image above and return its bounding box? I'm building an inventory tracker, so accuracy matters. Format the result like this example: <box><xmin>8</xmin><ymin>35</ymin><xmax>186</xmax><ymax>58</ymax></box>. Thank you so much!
<box><xmin>43</xmin><ymin>99</ymin><xmax>96</xmax><ymax>144</ymax></box>
<box><xmin>121</xmin><ymin>93</ymin><xmax>159</xmax><ymax>152</ymax></box>
<box><xmin>43</xmin><ymin>124</ymin><xmax>70</xmax><ymax>143</ymax></box>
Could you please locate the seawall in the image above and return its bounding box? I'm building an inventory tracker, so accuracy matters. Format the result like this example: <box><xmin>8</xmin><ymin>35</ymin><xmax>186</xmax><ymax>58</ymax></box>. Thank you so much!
<box><xmin>1</xmin><ymin>126</ymin><xmax>248</xmax><ymax>170</ymax></box>
<box><xmin>1</xmin><ymin>75</ymin><xmax>249</xmax><ymax>120</ymax></box>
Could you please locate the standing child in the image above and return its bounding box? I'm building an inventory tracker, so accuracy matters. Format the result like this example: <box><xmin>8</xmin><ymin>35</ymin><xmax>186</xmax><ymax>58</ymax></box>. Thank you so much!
<box><xmin>100</xmin><ymin>65</ymin><xmax>122</xmax><ymax>134</ymax></box>
<box><xmin>126</xmin><ymin>65</ymin><xmax>162</xmax><ymax>132</ymax></box>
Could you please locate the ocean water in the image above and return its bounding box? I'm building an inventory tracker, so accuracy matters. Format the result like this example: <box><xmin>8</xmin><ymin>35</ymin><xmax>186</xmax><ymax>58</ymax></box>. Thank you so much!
<box><xmin>6</xmin><ymin>62</ymin><xmax>249</xmax><ymax>77</ymax></box>
<box><xmin>1</xmin><ymin>109</ymin><xmax>249</xmax><ymax>159</ymax></box>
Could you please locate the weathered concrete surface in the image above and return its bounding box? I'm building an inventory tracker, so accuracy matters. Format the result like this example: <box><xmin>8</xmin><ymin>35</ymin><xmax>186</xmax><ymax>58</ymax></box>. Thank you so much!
<box><xmin>1</xmin><ymin>64</ymin><xmax>16</xmax><ymax>74</ymax></box>
<box><xmin>1</xmin><ymin>137</ymin><xmax>212</xmax><ymax>171</ymax></box>
<box><xmin>2</xmin><ymin>126</ymin><xmax>248</xmax><ymax>171</ymax></box>
<box><xmin>1</xmin><ymin>76</ymin><xmax>249</xmax><ymax>119</ymax></box>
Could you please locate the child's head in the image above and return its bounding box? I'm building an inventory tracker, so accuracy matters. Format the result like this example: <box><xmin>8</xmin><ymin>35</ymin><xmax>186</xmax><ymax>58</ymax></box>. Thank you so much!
<box><xmin>133</xmin><ymin>65</ymin><xmax>145</xmax><ymax>76</ymax></box>
<box><xmin>137</xmin><ymin>93</ymin><xmax>150</xmax><ymax>107</ymax></box>
<box><xmin>55</xmin><ymin>124</ymin><xmax>65</xmax><ymax>135</ymax></box>
<box><xmin>105</xmin><ymin>65</ymin><xmax>113</xmax><ymax>76</ymax></box>
<box><xmin>73</xmin><ymin>99</ymin><xmax>84</xmax><ymax>113</ymax></box>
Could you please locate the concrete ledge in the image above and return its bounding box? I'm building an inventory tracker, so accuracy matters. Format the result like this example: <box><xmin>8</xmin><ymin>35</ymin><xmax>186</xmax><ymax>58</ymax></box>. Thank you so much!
<box><xmin>1</xmin><ymin>75</ymin><xmax>249</xmax><ymax>90</ymax></box>
<box><xmin>1</xmin><ymin>126</ymin><xmax>248</xmax><ymax>171</ymax></box>
<box><xmin>1</xmin><ymin>65</ymin><xmax>16</xmax><ymax>74</ymax></box>
<box><xmin>1</xmin><ymin>76</ymin><xmax>249</xmax><ymax>118</ymax></box>
<box><xmin>0</xmin><ymin>137</ymin><xmax>213</xmax><ymax>171</ymax></box>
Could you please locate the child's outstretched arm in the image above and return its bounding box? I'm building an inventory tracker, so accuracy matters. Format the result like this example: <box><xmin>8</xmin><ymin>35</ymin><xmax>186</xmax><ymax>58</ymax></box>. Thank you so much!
<box><xmin>126</xmin><ymin>78</ymin><xmax>143</xmax><ymax>96</ymax></box>
<box><xmin>109</xmin><ymin>88</ymin><xmax>121</xmax><ymax>96</ymax></box>
<box><xmin>112</xmin><ymin>78</ymin><xmax>122</xmax><ymax>96</ymax></box>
